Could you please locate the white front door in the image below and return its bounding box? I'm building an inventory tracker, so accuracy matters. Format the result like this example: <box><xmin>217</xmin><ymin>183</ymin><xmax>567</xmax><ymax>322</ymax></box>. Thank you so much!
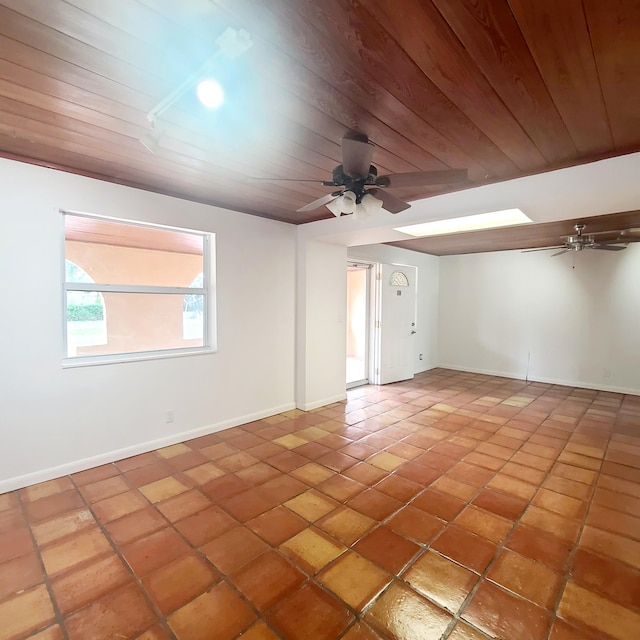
<box><xmin>376</xmin><ymin>263</ymin><xmax>417</xmax><ymax>385</ymax></box>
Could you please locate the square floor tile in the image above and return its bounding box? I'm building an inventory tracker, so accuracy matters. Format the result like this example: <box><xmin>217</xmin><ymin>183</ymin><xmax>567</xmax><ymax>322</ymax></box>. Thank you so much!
<box><xmin>51</xmin><ymin>553</ymin><xmax>130</xmax><ymax>614</ymax></box>
<box><xmin>387</xmin><ymin>506</ymin><xmax>445</xmax><ymax>544</ymax></box>
<box><xmin>231</xmin><ymin>549</ymin><xmax>305</xmax><ymax>610</ymax></box>
<box><xmin>104</xmin><ymin>506</ymin><xmax>165</xmax><ymax>546</ymax></box>
<box><xmin>92</xmin><ymin>490</ymin><xmax>148</xmax><ymax>522</ymax></box>
<box><xmin>354</xmin><ymin>526</ymin><xmax>420</xmax><ymax>574</ymax></box>
<box><xmin>125</xmin><ymin>461</ymin><xmax>173</xmax><ymax>487</ymax></box>
<box><xmin>0</xmin><ymin>584</ymin><xmax>55</xmax><ymax>640</ymax></box>
<box><xmin>280</xmin><ymin>527</ymin><xmax>345</xmax><ymax>574</ymax></box>
<box><xmin>42</xmin><ymin>527</ymin><xmax>112</xmax><ymax>577</ymax></box>
<box><xmin>139</xmin><ymin>477</ymin><xmax>189</xmax><ymax>504</ymax></box>
<box><xmin>247</xmin><ymin>506</ymin><xmax>307</xmax><ymax>546</ymax></box>
<box><xmin>236</xmin><ymin>462</ymin><xmax>281</xmax><ymax>485</ymax></box>
<box><xmin>462</xmin><ymin>580</ymin><xmax>550</xmax><ymax>640</ymax></box>
<box><xmin>448</xmin><ymin>621</ymin><xmax>494</xmax><ymax>639</ymax></box>
<box><xmin>168</xmin><ymin>582</ymin><xmax>256</xmax><ymax>640</ymax></box>
<box><xmin>317</xmin><ymin>474</ymin><xmax>366</xmax><ymax>502</ymax></box>
<box><xmin>121</xmin><ymin>528</ymin><xmax>190</xmax><ymax>577</ymax></box>
<box><xmin>24</xmin><ymin>490</ymin><xmax>85</xmax><ymax>524</ymax></box>
<box><xmin>344</xmin><ymin>462</ymin><xmax>388</xmax><ymax>486</ymax></box>
<box><xmin>532</xmin><ymin>488</ymin><xmax>586</xmax><ymax>520</ymax></box>
<box><xmin>201</xmin><ymin>526</ymin><xmax>268</xmax><ymax>574</ymax></box>
<box><xmin>268</xmin><ymin>583</ymin><xmax>354</xmax><ymax>640</ymax></box>
<box><xmin>412</xmin><ymin>489</ymin><xmax>465</xmax><ymax>521</ymax></box>
<box><xmin>156</xmin><ymin>489</ymin><xmax>211</xmax><ymax>523</ymax></box>
<box><xmin>375</xmin><ymin>475</ymin><xmax>423</xmax><ymax>502</ymax></box>
<box><xmin>316</xmin><ymin>507</ymin><xmax>376</xmax><ymax>546</ymax></box>
<box><xmin>506</xmin><ymin>524</ymin><xmax>573</xmax><ymax>572</ymax></box>
<box><xmin>366</xmin><ymin>582</ymin><xmax>452</xmax><ymax>640</ymax></box>
<box><xmin>22</xmin><ymin>478</ymin><xmax>74</xmax><ymax>503</ymax></box>
<box><xmin>472</xmin><ymin>489</ymin><xmax>528</xmax><ymax>521</ymax></box>
<box><xmin>347</xmin><ymin>489</ymin><xmax>402</xmax><ymax>521</ymax></box>
<box><xmin>261</xmin><ymin>475</ymin><xmax>309</xmax><ymax>503</ymax></box>
<box><xmin>520</xmin><ymin>505</ymin><xmax>581</xmax><ymax>542</ymax></box>
<box><xmin>0</xmin><ymin>552</ymin><xmax>42</xmax><ymax>601</ymax></box>
<box><xmin>201</xmin><ymin>474</ymin><xmax>251</xmax><ymax>503</ymax></box>
<box><xmin>487</xmin><ymin>474</ymin><xmax>538</xmax><ymax>501</ymax></box>
<box><xmin>266</xmin><ymin>450</ymin><xmax>308</xmax><ymax>473</ymax></box>
<box><xmin>368</xmin><ymin>452</ymin><xmax>406</xmax><ymax>472</ymax></box>
<box><xmin>237</xmin><ymin>621</ymin><xmax>280</xmax><ymax>640</ymax></box>
<box><xmin>404</xmin><ymin>550</ymin><xmax>478</xmax><ymax>613</ymax></box>
<box><xmin>341</xmin><ymin>621</ymin><xmax>387</xmax><ymax>640</ymax></box>
<box><xmin>587</xmin><ymin>503</ymin><xmax>640</xmax><ymax>541</ymax></box>
<box><xmin>157</xmin><ymin>443</ymin><xmax>192</xmax><ymax>459</ymax></box>
<box><xmin>487</xmin><ymin>549</ymin><xmax>562</xmax><ymax>609</ymax></box>
<box><xmin>64</xmin><ymin>583</ymin><xmax>157</xmax><ymax>640</ymax></box>
<box><xmin>285</xmin><ymin>490</ymin><xmax>337</xmax><ymax>522</ymax></box>
<box><xmin>142</xmin><ymin>552</ymin><xmax>217</xmax><ymax>614</ymax></box>
<box><xmin>318</xmin><ymin>551</ymin><xmax>391</xmax><ymax>611</ymax></box>
<box><xmin>80</xmin><ymin>476</ymin><xmax>130</xmax><ymax>504</ymax></box>
<box><xmin>183</xmin><ymin>462</ymin><xmax>225</xmax><ymax>485</ymax></box>
<box><xmin>431</xmin><ymin>525</ymin><xmax>497</xmax><ymax>574</ymax></box>
<box><xmin>31</xmin><ymin>508</ymin><xmax>95</xmax><ymax>547</ymax></box>
<box><xmin>175</xmin><ymin>505</ymin><xmax>237</xmax><ymax>547</ymax></box>
<box><xmin>454</xmin><ymin>506</ymin><xmax>513</xmax><ymax>544</ymax></box>
<box><xmin>571</xmin><ymin>547</ymin><xmax>640</xmax><ymax>610</ymax></box>
<box><xmin>557</xmin><ymin>581</ymin><xmax>640</xmax><ymax>640</ymax></box>
<box><xmin>219</xmin><ymin>488</ymin><xmax>278</xmax><ymax>522</ymax></box>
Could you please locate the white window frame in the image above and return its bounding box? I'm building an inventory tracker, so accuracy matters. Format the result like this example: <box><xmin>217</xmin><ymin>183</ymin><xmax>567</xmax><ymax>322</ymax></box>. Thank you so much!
<box><xmin>62</xmin><ymin>210</ymin><xmax>215</xmax><ymax>367</ymax></box>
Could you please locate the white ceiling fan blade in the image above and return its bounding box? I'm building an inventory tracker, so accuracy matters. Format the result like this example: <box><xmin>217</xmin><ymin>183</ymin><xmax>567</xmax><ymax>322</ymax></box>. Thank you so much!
<box><xmin>296</xmin><ymin>192</ymin><xmax>340</xmax><ymax>212</ymax></box>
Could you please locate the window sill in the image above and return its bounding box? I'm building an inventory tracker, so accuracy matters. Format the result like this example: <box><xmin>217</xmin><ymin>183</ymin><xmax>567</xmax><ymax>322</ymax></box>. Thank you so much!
<box><xmin>62</xmin><ymin>347</ymin><xmax>216</xmax><ymax>368</ymax></box>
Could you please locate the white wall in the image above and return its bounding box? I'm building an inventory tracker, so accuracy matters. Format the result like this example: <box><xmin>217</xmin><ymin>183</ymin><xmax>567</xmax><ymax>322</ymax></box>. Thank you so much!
<box><xmin>295</xmin><ymin>239</ymin><xmax>348</xmax><ymax>410</ymax></box>
<box><xmin>438</xmin><ymin>245</ymin><xmax>640</xmax><ymax>394</ymax></box>
<box><xmin>349</xmin><ymin>244</ymin><xmax>440</xmax><ymax>373</ymax></box>
<box><xmin>0</xmin><ymin>158</ymin><xmax>297</xmax><ymax>492</ymax></box>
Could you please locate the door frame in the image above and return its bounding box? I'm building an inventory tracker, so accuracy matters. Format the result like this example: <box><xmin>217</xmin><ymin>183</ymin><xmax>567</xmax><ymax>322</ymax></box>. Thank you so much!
<box><xmin>346</xmin><ymin>261</ymin><xmax>373</xmax><ymax>389</ymax></box>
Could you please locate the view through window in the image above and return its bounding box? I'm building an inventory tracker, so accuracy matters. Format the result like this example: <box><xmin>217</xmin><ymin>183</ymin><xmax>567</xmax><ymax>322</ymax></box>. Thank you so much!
<box><xmin>63</xmin><ymin>212</ymin><xmax>213</xmax><ymax>362</ymax></box>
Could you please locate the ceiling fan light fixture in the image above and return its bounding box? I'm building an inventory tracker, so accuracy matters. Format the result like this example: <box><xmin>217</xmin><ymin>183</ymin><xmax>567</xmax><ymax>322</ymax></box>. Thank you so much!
<box><xmin>340</xmin><ymin>191</ymin><xmax>357</xmax><ymax>214</ymax></box>
<box><xmin>395</xmin><ymin>208</ymin><xmax>531</xmax><ymax>237</ymax></box>
<box><xmin>326</xmin><ymin>198</ymin><xmax>344</xmax><ymax>217</ymax></box>
<box><xmin>361</xmin><ymin>192</ymin><xmax>383</xmax><ymax>215</ymax></box>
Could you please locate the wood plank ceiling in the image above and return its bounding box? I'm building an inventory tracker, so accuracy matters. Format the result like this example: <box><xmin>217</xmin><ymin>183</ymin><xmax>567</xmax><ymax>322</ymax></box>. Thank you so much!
<box><xmin>0</xmin><ymin>0</ymin><xmax>639</xmax><ymax>243</ymax></box>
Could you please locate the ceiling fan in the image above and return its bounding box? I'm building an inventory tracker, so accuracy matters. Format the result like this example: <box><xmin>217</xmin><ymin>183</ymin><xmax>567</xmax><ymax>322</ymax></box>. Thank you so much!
<box><xmin>522</xmin><ymin>224</ymin><xmax>640</xmax><ymax>257</ymax></box>
<box><xmin>249</xmin><ymin>135</ymin><xmax>468</xmax><ymax>216</ymax></box>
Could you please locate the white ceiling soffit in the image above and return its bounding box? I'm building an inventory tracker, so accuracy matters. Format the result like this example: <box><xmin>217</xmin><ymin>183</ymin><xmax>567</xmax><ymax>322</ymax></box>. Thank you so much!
<box><xmin>298</xmin><ymin>152</ymin><xmax>640</xmax><ymax>247</ymax></box>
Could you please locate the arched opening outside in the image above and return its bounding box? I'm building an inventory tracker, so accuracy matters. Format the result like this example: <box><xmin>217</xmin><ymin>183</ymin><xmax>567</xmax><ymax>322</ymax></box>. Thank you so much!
<box><xmin>65</xmin><ymin>260</ymin><xmax>107</xmax><ymax>356</ymax></box>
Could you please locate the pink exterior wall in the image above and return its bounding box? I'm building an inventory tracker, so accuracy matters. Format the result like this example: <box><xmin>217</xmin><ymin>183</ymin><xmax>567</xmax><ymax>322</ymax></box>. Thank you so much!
<box><xmin>66</xmin><ymin>241</ymin><xmax>203</xmax><ymax>355</ymax></box>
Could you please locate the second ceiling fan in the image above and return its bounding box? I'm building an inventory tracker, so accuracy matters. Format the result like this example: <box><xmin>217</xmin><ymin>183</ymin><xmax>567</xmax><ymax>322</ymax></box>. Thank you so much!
<box><xmin>252</xmin><ymin>135</ymin><xmax>468</xmax><ymax>216</ymax></box>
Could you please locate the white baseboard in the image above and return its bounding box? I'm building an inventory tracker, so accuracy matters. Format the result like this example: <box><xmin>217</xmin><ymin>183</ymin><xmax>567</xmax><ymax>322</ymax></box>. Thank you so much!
<box><xmin>438</xmin><ymin>363</ymin><xmax>639</xmax><ymax>395</ymax></box>
<box><xmin>297</xmin><ymin>392</ymin><xmax>347</xmax><ymax>412</ymax></box>
<box><xmin>438</xmin><ymin>363</ymin><xmax>527</xmax><ymax>381</ymax></box>
<box><xmin>0</xmin><ymin>402</ymin><xmax>296</xmax><ymax>494</ymax></box>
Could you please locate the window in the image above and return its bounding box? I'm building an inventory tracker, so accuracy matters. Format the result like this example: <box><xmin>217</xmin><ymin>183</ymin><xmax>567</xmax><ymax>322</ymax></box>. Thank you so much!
<box><xmin>63</xmin><ymin>212</ymin><xmax>214</xmax><ymax>364</ymax></box>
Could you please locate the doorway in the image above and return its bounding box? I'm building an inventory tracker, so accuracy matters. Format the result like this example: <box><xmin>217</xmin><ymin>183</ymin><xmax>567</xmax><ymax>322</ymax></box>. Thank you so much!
<box><xmin>346</xmin><ymin>262</ymin><xmax>371</xmax><ymax>388</ymax></box>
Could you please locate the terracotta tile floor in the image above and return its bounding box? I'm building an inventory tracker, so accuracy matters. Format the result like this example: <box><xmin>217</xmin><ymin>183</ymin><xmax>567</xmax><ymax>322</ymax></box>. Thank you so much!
<box><xmin>1</xmin><ymin>368</ymin><xmax>640</xmax><ymax>640</ymax></box>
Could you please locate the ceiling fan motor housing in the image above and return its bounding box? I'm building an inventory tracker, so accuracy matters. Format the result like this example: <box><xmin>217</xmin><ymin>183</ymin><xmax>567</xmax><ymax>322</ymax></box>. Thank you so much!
<box><xmin>330</xmin><ymin>164</ymin><xmax>379</xmax><ymax>202</ymax></box>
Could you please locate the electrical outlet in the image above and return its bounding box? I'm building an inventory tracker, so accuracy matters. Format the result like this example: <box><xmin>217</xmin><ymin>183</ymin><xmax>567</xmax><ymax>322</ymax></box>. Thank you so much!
<box><xmin>165</xmin><ymin>410</ymin><xmax>175</xmax><ymax>423</ymax></box>
<box><xmin>419</xmin><ymin>354</ymin><xmax>423</xmax><ymax>360</ymax></box>
<box><xmin>603</xmin><ymin>369</ymin><xmax>611</xmax><ymax>379</ymax></box>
